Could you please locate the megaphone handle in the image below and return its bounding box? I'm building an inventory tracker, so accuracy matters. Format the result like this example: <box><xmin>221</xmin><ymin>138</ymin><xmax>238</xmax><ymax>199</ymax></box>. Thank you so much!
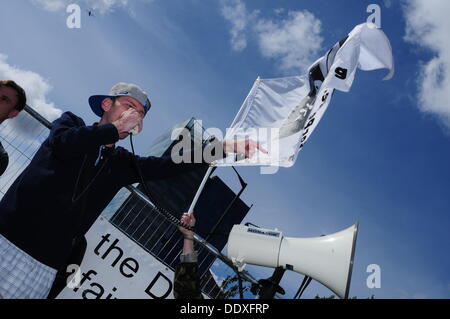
<box><xmin>258</xmin><ymin>267</ymin><xmax>286</xmax><ymax>299</ymax></box>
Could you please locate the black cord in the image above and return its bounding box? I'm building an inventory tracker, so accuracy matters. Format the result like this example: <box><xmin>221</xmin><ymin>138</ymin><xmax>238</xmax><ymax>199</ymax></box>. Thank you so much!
<box><xmin>293</xmin><ymin>276</ymin><xmax>312</xmax><ymax>299</ymax></box>
<box><xmin>237</xmin><ymin>271</ymin><xmax>244</xmax><ymax>299</ymax></box>
<box><xmin>128</xmin><ymin>136</ymin><xmax>251</xmax><ymax>240</ymax></box>
<box><xmin>71</xmin><ymin>153</ymin><xmax>109</xmax><ymax>203</ymax></box>
<box><xmin>129</xmin><ymin>135</ymin><xmax>196</xmax><ymax>232</ymax></box>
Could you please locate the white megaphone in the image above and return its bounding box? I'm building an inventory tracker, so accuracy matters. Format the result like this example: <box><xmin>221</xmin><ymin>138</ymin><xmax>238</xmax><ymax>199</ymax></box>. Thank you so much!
<box><xmin>227</xmin><ymin>223</ymin><xmax>358</xmax><ymax>299</ymax></box>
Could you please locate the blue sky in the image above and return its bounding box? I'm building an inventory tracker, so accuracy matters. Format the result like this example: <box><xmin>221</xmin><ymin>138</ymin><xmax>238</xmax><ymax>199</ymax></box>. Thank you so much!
<box><xmin>1</xmin><ymin>0</ymin><xmax>450</xmax><ymax>299</ymax></box>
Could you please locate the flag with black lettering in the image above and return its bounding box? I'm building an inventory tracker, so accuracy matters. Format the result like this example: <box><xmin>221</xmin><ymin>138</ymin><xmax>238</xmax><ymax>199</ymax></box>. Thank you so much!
<box><xmin>215</xmin><ymin>23</ymin><xmax>394</xmax><ymax>167</ymax></box>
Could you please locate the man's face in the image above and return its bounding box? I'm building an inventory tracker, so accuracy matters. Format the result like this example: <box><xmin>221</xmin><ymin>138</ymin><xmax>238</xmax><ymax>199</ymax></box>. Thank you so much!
<box><xmin>103</xmin><ymin>96</ymin><xmax>146</xmax><ymax>139</ymax></box>
<box><xmin>0</xmin><ymin>86</ymin><xmax>19</xmax><ymax>123</ymax></box>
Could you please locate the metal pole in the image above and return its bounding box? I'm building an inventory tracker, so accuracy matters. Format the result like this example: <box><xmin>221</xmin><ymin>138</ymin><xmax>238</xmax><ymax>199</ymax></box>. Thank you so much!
<box><xmin>257</xmin><ymin>267</ymin><xmax>286</xmax><ymax>299</ymax></box>
<box><xmin>187</xmin><ymin>165</ymin><xmax>214</xmax><ymax>213</ymax></box>
<box><xmin>24</xmin><ymin>105</ymin><xmax>52</xmax><ymax>129</ymax></box>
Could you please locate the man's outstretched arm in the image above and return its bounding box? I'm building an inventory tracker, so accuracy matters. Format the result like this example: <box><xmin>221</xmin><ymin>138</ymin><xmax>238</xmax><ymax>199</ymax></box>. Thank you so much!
<box><xmin>129</xmin><ymin>138</ymin><xmax>267</xmax><ymax>182</ymax></box>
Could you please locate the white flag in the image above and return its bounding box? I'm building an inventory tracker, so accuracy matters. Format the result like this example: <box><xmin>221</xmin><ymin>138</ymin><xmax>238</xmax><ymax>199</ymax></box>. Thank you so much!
<box><xmin>216</xmin><ymin>23</ymin><xmax>394</xmax><ymax>168</ymax></box>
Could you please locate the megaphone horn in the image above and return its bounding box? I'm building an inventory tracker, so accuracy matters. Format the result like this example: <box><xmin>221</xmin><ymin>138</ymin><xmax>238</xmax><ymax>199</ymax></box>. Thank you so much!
<box><xmin>227</xmin><ymin>223</ymin><xmax>359</xmax><ymax>299</ymax></box>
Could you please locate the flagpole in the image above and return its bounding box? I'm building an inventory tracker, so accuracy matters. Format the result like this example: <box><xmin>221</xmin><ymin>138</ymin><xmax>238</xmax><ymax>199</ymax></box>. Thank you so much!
<box><xmin>186</xmin><ymin>76</ymin><xmax>261</xmax><ymax>214</ymax></box>
<box><xmin>188</xmin><ymin>165</ymin><xmax>214</xmax><ymax>213</ymax></box>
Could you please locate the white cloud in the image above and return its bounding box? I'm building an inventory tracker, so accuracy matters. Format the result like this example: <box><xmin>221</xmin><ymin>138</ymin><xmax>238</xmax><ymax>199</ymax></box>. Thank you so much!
<box><xmin>254</xmin><ymin>10</ymin><xmax>323</xmax><ymax>73</ymax></box>
<box><xmin>220</xmin><ymin>0</ymin><xmax>256</xmax><ymax>52</ymax></box>
<box><xmin>403</xmin><ymin>0</ymin><xmax>450</xmax><ymax>131</ymax></box>
<box><xmin>220</xmin><ymin>1</ymin><xmax>323</xmax><ymax>73</ymax></box>
<box><xmin>0</xmin><ymin>53</ymin><xmax>62</xmax><ymax>125</ymax></box>
<box><xmin>274</xmin><ymin>8</ymin><xmax>285</xmax><ymax>16</ymax></box>
<box><xmin>31</xmin><ymin>0</ymin><xmax>130</xmax><ymax>14</ymax></box>
<box><xmin>209</xmin><ymin>269</ymin><xmax>225</xmax><ymax>287</ymax></box>
<box><xmin>31</xmin><ymin>0</ymin><xmax>67</xmax><ymax>12</ymax></box>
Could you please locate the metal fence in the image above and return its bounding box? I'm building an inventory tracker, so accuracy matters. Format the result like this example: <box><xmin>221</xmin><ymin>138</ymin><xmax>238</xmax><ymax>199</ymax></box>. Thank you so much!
<box><xmin>0</xmin><ymin>109</ymin><xmax>50</xmax><ymax>198</ymax></box>
<box><xmin>104</xmin><ymin>186</ymin><xmax>243</xmax><ymax>298</ymax></box>
<box><xmin>0</xmin><ymin>106</ymin><xmax>260</xmax><ymax>299</ymax></box>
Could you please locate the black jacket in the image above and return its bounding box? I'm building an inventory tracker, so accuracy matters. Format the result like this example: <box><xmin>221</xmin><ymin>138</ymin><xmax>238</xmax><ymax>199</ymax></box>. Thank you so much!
<box><xmin>0</xmin><ymin>112</ymin><xmax>212</xmax><ymax>270</ymax></box>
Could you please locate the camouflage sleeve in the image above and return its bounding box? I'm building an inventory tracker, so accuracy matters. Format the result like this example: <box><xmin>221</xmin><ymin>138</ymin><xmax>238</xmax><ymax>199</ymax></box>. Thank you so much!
<box><xmin>174</xmin><ymin>262</ymin><xmax>203</xmax><ymax>299</ymax></box>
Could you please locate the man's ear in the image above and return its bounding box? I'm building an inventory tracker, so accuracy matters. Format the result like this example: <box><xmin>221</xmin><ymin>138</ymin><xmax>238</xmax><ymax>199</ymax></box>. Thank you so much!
<box><xmin>101</xmin><ymin>98</ymin><xmax>114</xmax><ymax>113</ymax></box>
<box><xmin>7</xmin><ymin>109</ymin><xmax>20</xmax><ymax>119</ymax></box>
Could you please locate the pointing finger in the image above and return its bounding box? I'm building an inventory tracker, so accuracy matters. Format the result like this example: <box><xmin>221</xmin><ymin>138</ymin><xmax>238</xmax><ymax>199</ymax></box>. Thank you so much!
<box><xmin>257</xmin><ymin>143</ymin><xmax>268</xmax><ymax>154</ymax></box>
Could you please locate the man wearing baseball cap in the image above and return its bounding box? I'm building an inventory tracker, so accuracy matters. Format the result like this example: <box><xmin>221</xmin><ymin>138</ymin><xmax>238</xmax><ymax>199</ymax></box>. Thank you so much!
<box><xmin>0</xmin><ymin>82</ymin><xmax>266</xmax><ymax>299</ymax></box>
<box><xmin>88</xmin><ymin>82</ymin><xmax>151</xmax><ymax>139</ymax></box>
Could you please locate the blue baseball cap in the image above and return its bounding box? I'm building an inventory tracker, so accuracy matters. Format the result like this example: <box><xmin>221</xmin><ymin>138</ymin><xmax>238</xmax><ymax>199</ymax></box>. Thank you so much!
<box><xmin>89</xmin><ymin>82</ymin><xmax>151</xmax><ymax>117</ymax></box>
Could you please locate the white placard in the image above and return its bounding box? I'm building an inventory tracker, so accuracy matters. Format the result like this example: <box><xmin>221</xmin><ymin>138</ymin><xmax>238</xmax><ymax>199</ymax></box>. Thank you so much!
<box><xmin>57</xmin><ymin>217</ymin><xmax>177</xmax><ymax>299</ymax></box>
